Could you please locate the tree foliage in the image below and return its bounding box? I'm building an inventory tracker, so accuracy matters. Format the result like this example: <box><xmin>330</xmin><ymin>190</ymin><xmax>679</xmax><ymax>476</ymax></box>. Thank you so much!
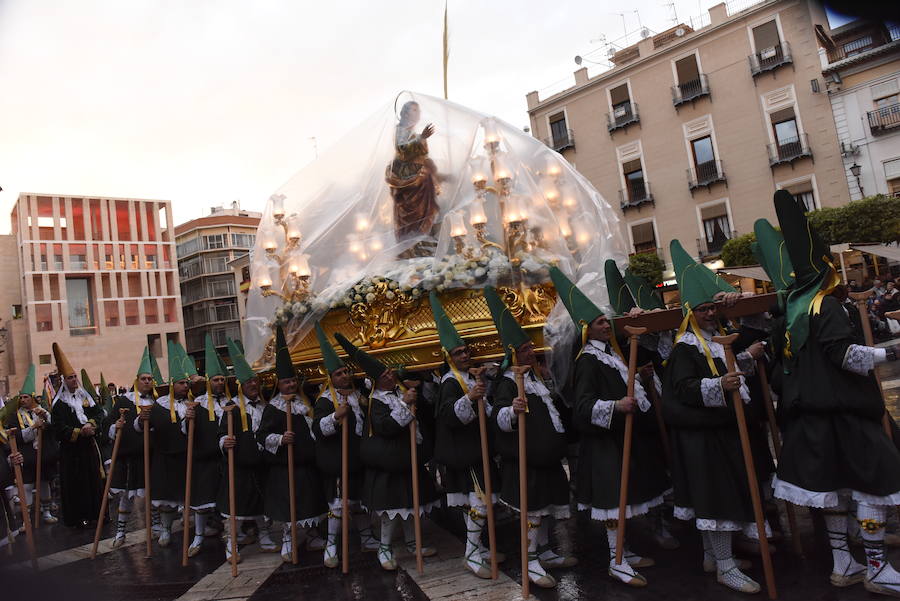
<box><xmin>628</xmin><ymin>251</ymin><xmax>665</xmax><ymax>286</ymax></box>
<box><xmin>721</xmin><ymin>232</ymin><xmax>757</xmax><ymax>267</ymax></box>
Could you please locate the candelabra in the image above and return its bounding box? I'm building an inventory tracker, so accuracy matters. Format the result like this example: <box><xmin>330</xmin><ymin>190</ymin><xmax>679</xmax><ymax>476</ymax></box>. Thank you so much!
<box><xmin>256</xmin><ymin>194</ymin><xmax>313</xmax><ymax>304</ymax></box>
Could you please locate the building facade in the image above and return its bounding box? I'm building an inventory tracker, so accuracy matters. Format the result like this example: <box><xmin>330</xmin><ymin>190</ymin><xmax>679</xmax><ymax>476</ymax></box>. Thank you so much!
<box><xmin>174</xmin><ymin>203</ymin><xmax>259</xmax><ymax>367</ymax></box>
<box><xmin>819</xmin><ymin>21</ymin><xmax>900</xmax><ymax>199</ymax></box>
<box><xmin>525</xmin><ymin>0</ymin><xmax>849</xmax><ymax>270</ymax></box>
<box><xmin>10</xmin><ymin>193</ymin><xmax>184</xmax><ymax>390</ymax></box>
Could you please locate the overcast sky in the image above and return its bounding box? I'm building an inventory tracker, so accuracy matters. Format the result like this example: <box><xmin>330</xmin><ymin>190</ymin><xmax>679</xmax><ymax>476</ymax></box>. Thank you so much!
<box><xmin>0</xmin><ymin>0</ymin><xmax>851</xmax><ymax>232</ymax></box>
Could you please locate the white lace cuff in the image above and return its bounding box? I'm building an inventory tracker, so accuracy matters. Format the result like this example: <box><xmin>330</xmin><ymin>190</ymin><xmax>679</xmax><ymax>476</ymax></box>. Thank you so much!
<box><xmin>590</xmin><ymin>400</ymin><xmax>616</xmax><ymax>429</ymax></box>
<box><xmin>319</xmin><ymin>414</ymin><xmax>338</xmax><ymax>437</ymax></box>
<box><xmin>735</xmin><ymin>351</ymin><xmax>757</xmax><ymax>376</ymax></box>
<box><xmin>264</xmin><ymin>433</ymin><xmax>282</xmax><ymax>455</ymax></box>
<box><xmin>390</xmin><ymin>403</ymin><xmax>415</xmax><ymax>427</ymax></box>
<box><xmin>700</xmin><ymin>378</ymin><xmax>726</xmax><ymax>408</ymax></box>
<box><xmin>497</xmin><ymin>406</ymin><xmax>517</xmax><ymax>432</ymax></box>
<box><xmin>218</xmin><ymin>436</ymin><xmax>226</xmax><ymax>453</ymax></box>
<box><xmin>842</xmin><ymin>344</ymin><xmax>878</xmax><ymax>376</ymax></box>
<box><xmin>108</xmin><ymin>424</ymin><xmax>117</xmax><ymax>440</ymax></box>
<box><xmin>453</xmin><ymin>396</ymin><xmax>477</xmax><ymax>425</ymax></box>
<box><xmin>21</xmin><ymin>426</ymin><xmax>35</xmax><ymax>443</ymax></box>
<box><xmin>133</xmin><ymin>416</ymin><xmax>144</xmax><ymax>433</ymax></box>
<box><xmin>180</xmin><ymin>419</ymin><xmax>188</xmax><ymax>435</ymax></box>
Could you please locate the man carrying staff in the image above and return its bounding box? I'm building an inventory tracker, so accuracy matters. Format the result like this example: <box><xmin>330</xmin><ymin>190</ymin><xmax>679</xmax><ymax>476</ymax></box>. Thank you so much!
<box><xmin>103</xmin><ymin>349</ymin><xmax>154</xmax><ymax>548</ymax></box>
<box><xmin>428</xmin><ymin>291</ymin><xmax>502</xmax><ymax>579</ymax></box>
<box><xmin>549</xmin><ymin>266</ymin><xmax>669</xmax><ymax>587</ymax></box>
<box><xmin>256</xmin><ymin>326</ymin><xmax>326</xmax><ymax>563</ymax></box>
<box><xmin>312</xmin><ymin>323</ymin><xmax>377</xmax><ymax>568</ymax></box>
<box><xmin>0</xmin><ymin>423</ymin><xmax>24</xmax><ymax>551</ymax></box>
<box><xmin>136</xmin><ymin>341</ymin><xmax>194</xmax><ymax>547</ymax></box>
<box><xmin>50</xmin><ymin>343</ymin><xmax>104</xmax><ymax>528</ymax></box>
<box><xmin>770</xmin><ymin>191</ymin><xmax>900</xmax><ymax>597</ymax></box>
<box><xmin>483</xmin><ymin>285</ymin><xmax>574</xmax><ymax>589</ymax></box>
<box><xmin>662</xmin><ymin>240</ymin><xmax>766</xmax><ymax>594</ymax></box>
<box><xmin>185</xmin><ymin>335</ymin><xmax>227</xmax><ymax>558</ymax></box>
<box><xmin>334</xmin><ymin>331</ymin><xmax>440</xmax><ymax>571</ymax></box>
<box><xmin>217</xmin><ymin>339</ymin><xmax>278</xmax><ymax>562</ymax></box>
<box><xmin>4</xmin><ymin>365</ymin><xmax>59</xmax><ymax>526</ymax></box>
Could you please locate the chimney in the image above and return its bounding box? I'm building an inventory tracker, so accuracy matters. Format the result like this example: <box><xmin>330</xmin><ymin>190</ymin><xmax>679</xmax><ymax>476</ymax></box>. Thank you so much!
<box><xmin>574</xmin><ymin>67</ymin><xmax>589</xmax><ymax>86</ymax></box>
<box><xmin>637</xmin><ymin>37</ymin><xmax>654</xmax><ymax>58</ymax></box>
<box><xmin>526</xmin><ymin>90</ymin><xmax>540</xmax><ymax>110</ymax></box>
<box><xmin>709</xmin><ymin>3</ymin><xmax>728</xmax><ymax>26</ymax></box>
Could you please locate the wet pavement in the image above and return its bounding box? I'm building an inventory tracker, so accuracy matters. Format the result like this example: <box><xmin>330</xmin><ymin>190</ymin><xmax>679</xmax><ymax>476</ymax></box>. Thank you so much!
<box><xmin>1</xmin><ymin>358</ymin><xmax>898</xmax><ymax>600</ymax></box>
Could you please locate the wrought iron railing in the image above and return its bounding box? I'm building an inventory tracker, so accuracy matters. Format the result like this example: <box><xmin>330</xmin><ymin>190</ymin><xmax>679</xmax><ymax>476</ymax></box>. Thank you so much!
<box><xmin>672</xmin><ymin>74</ymin><xmax>711</xmax><ymax>106</ymax></box>
<box><xmin>543</xmin><ymin>128</ymin><xmax>575</xmax><ymax>151</ymax></box>
<box><xmin>749</xmin><ymin>41</ymin><xmax>792</xmax><ymax>76</ymax></box>
<box><xmin>767</xmin><ymin>133</ymin><xmax>812</xmax><ymax>166</ymax></box>
<box><xmin>687</xmin><ymin>160</ymin><xmax>726</xmax><ymax>190</ymax></box>
<box><xmin>618</xmin><ymin>180</ymin><xmax>654</xmax><ymax>210</ymax></box>
<box><xmin>606</xmin><ymin>102</ymin><xmax>640</xmax><ymax>133</ymax></box>
<box><xmin>867</xmin><ymin>103</ymin><xmax>900</xmax><ymax>135</ymax></box>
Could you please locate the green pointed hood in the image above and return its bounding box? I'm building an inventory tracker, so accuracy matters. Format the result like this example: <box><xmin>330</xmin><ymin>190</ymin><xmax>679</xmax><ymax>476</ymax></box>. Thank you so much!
<box><xmin>672</xmin><ymin>239</ymin><xmax>717</xmax><ymax>312</ymax></box>
<box><xmin>136</xmin><ymin>347</ymin><xmax>153</xmax><ymax>378</ymax></box>
<box><xmin>204</xmin><ymin>334</ymin><xmax>225</xmax><ymax>378</ymax></box>
<box><xmin>234</xmin><ymin>339</ymin><xmax>244</xmax><ymax>355</ymax></box>
<box><xmin>670</xmin><ymin>238</ymin><xmax>734</xmax><ymax>298</ymax></box>
<box><xmin>549</xmin><ymin>265</ymin><xmax>605</xmax><ymax>328</ymax></box>
<box><xmin>484</xmin><ymin>285</ymin><xmax>530</xmax><ymax>361</ymax></box>
<box><xmin>315</xmin><ymin>322</ymin><xmax>345</xmax><ymax>374</ymax></box>
<box><xmin>623</xmin><ymin>269</ymin><xmax>664</xmax><ymax>310</ymax></box>
<box><xmin>334</xmin><ymin>332</ymin><xmax>387</xmax><ymax>381</ymax></box>
<box><xmin>226</xmin><ymin>338</ymin><xmax>256</xmax><ymax>384</ymax></box>
<box><xmin>773</xmin><ymin>190</ymin><xmax>839</xmax><ymax>356</ymax></box>
<box><xmin>752</xmin><ymin>218</ymin><xmax>794</xmax><ymax>292</ymax></box>
<box><xmin>603</xmin><ymin>260</ymin><xmax>636</xmax><ymax>316</ymax></box>
<box><xmin>274</xmin><ymin>325</ymin><xmax>295</xmax><ymax>381</ymax></box>
<box><xmin>19</xmin><ymin>364</ymin><xmax>36</xmax><ymax>397</ymax></box>
<box><xmin>429</xmin><ymin>291</ymin><xmax>466</xmax><ymax>353</ymax></box>
<box><xmin>168</xmin><ymin>340</ymin><xmax>196</xmax><ymax>383</ymax></box>
<box><xmin>149</xmin><ymin>352</ymin><xmax>164</xmax><ymax>386</ymax></box>
<box><xmin>81</xmin><ymin>368</ymin><xmax>97</xmax><ymax>401</ymax></box>
<box><xmin>99</xmin><ymin>372</ymin><xmax>112</xmax><ymax>405</ymax></box>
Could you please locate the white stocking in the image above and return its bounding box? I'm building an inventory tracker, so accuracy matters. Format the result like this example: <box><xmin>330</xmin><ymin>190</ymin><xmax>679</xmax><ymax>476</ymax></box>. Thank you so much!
<box><xmin>527</xmin><ymin>518</ymin><xmax>550</xmax><ymax>580</ymax></box>
<box><xmin>858</xmin><ymin>503</ymin><xmax>900</xmax><ymax>591</ymax></box>
<box><xmin>824</xmin><ymin>506</ymin><xmax>864</xmax><ymax>578</ymax></box>
<box><xmin>464</xmin><ymin>507</ymin><xmax>487</xmax><ymax>571</ymax></box>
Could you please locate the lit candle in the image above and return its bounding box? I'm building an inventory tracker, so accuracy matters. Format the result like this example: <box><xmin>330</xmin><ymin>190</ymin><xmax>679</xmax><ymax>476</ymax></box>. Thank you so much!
<box><xmin>263</xmin><ymin>237</ymin><xmax>278</xmax><ymax>254</ymax></box>
<box><xmin>483</xmin><ymin>118</ymin><xmax>501</xmax><ymax>149</ymax></box>
<box><xmin>469</xmin><ymin>199</ymin><xmax>488</xmax><ymax>226</ymax></box>
<box><xmin>543</xmin><ymin>180</ymin><xmax>559</xmax><ymax>204</ymax></box>
<box><xmin>255</xmin><ymin>265</ymin><xmax>273</xmax><ymax>291</ymax></box>
<box><xmin>559</xmin><ymin>216</ymin><xmax>572</xmax><ymax>238</ymax></box>
<box><xmin>270</xmin><ymin>194</ymin><xmax>285</xmax><ymax>220</ymax></box>
<box><xmin>493</xmin><ymin>153</ymin><xmax>512</xmax><ymax>182</ymax></box>
<box><xmin>355</xmin><ymin>215</ymin><xmax>370</xmax><ymax>232</ymax></box>
<box><xmin>471</xmin><ymin>156</ymin><xmax>489</xmax><ymax>187</ymax></box>
<box><xmin>546</xmin><ymin>158</ymin><xmax>562</xmax><ymax>177</ymax></box>
<box><xmin>369</xmin><ymin>238</ymin><xmax>384</xmax><ymax>252</ymax></box>
<box><xmin>561</xmin><ymin>187</ymin><xmax>577</xmax><ymax>209</ymax></box>
<box><xmin>286</xmin><ymin>215</ymin><xmax>301</xmax><ymax>242</ymax></box>
<box><xmin>574</xmin><ymin>221</ymin><xmax>590</xmax><ymax>246</ymax></box>
<box><xmin>288</xmin><ymin>253</ymin><xmax>310</xmax><ymax>277</ymax></box>
<box><xmin>450</xmin><ymin>212</ymin><xmax>467</xmax><ymax>237</ymax></box>
<box><xmin>347</xmin><ymin>234</ymin><xmax>361</xmax><ymax>254</ymax></box>
<box><xmin>504</xmin><ymin>196</ymin><xmax>526</xmax><ymax>224</ymax></box>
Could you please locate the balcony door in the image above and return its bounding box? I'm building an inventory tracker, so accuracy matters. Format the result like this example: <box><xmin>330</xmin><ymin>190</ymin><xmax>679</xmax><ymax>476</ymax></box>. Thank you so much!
<box><xmin>771</xmin><ymin>108</ymin><xmax>800</xmax><ymax>159</ymax></box>
<box><xmin>691</xmin><ymin>136</ymin><xmax>717</xmax><ymax>182</ymax></box>
<box><xmin>623</xmin><ymin>159</ymin><xmax>646</xmax><ymax>202</ymax></box>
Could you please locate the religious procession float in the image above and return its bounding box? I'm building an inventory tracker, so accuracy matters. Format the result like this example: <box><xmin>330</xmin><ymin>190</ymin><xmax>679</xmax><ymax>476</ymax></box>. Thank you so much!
<box><xmin>243</xmin><ymin>92</ymin><xmax>771</xmax><ymax>379</ymax></box>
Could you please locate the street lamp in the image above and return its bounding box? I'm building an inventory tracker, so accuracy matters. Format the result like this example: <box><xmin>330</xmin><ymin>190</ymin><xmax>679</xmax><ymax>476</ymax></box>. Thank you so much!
<box><xmin>849</xmin><ymin>163</ymin><xmax>864</xmax><ymax>197</ymax></box>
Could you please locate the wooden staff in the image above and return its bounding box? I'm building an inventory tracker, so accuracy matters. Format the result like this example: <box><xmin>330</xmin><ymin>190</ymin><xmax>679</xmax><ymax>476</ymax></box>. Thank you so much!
<box><xmin>141</xmin><ymin>401</ymin><xmax>153</xmax><ymax>558</ymax></box>
<box><xmin>285</xmin><ymin>395</ymin><xmax>298</xmax><ymax>565</ymax></box>
<box><xmin>510</xmin><ymin>364</ymin><xmax>531</xmax><ymax>600</ymax></box>
<box><xmin>224</xmin><ymin>405</ymin><xmax>239</xmax><ymax>577</ymax></box>
<box><xmin>91</xmin><ymin>408</ymin><xmax>128</xmax><ymax>558</ymax></box>
<box><xmin>339</xmin><ymin>392</ymin><xmax>350</xmax><ymax>575</ymax></box>
<box><xmin>614</xmin><ymin>326</ymin><xmax>647</xmax><ymax>566</ymax></box>
<box><xmin>8</xmin><ymin>429</ymin><xmax>38</xmax><ymax>570</ymax></box>
<box><xmin>181</xmin><ymin>400</ymin><xmax>199</xmax><ymax>567</ymax></box>
<box><xmin>470</xmin><ymin>366</ymin><xmax>498</xmax><ymax>579</ymax></box>
<box><xmin>643</xmin><ymin>363</ymin><xmax>671</xmax><ymax>467</ymax></box>
<box><xmin>400</xmin><ymin>379</ymin><xmax>424</xmax><ymax>576</ymax></box>
<box><xmin>848</xmin><ymin>291</ymin><xmax>892</xmax><ymax>437</ymax></box>
<box><xmin>756</xmin><ymin>359</ymin><xmax>803</xmax><ymax>557</ymax></box>
<box><xmin>33</xmin><ymin>412</ymin><xmax>44</xmax><ymax>528</ymax></box>
<box><xmin>713</xmin><ymin>334</ymin><xmax>777</xmax><ymax>600</ymax></box>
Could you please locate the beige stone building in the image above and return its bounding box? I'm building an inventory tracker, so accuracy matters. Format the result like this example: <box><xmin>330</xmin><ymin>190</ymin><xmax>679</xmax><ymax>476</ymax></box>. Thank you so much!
<box><xmin>174</xmin><ymin>203</ymin><xmax>259</xmax><ymax>367</ymax></box>
<box><xmin>526</xmin><ymin>0</ymin><xmax>850</xmax><ymax>270</ymax></box>
<box><xmin>9</xmin><ymin>193</ymin><xmax>184</xmax><ymax>392</ymax></box>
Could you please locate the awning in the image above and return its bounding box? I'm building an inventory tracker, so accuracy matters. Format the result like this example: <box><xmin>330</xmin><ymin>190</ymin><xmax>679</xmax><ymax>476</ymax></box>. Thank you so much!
<box><xmin>717</xmin><ymin>265</ymin><xmax>771</xmax><ymax>282</ymax></box>
<box><xmin>850</xmin><ymin>243</ymin><xmax>900</xmax><ymax>262</ymax></box>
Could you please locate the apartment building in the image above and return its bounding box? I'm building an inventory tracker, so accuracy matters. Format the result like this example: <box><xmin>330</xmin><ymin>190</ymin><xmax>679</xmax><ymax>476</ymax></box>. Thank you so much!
<box><xmin>526</xmin><ymin>0</ymin><xmax>850</xmax><ymax>268</ymax></box>
<box><xmin>819</xmin><ymin>21</ymin><xmax>900</xmax><ymax>198</ymax></box>
<box><xmin>174</xmin><ymin>203</ymin><xmax>259</xmax><ymax>367</ymax></box>
<box><xmin>10</xmin><ymin>193</ymin><xmax>184</xmax><ymax>388</ymax></box>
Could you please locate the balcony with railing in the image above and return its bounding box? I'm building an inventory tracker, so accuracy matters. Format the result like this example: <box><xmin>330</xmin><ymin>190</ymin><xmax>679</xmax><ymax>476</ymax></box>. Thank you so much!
<box><xmin>672</xmin><ymin>74</ymin><xmax>711</xmax><ymax>107</ymax></box>
<box><xmin>767</xmin><ymin>133</ymin><xmax>812</xmax><ymax>167</ymax></box>
<box><xmin>748</xmin><ymin>41</ymin><xmax>792</xmax><ymax>77</ymax></box>
<box><xmin>619</xmin><ymin>180</ymin><xmax>654</xmax><ymax>211</ymax></box>
<box><xmin>607</xmin><ymin>102</ymin><xmax>640</xmax><ymax>133</ymax></box>
<box><xmin>697</xmin><ymin>230</ymin><xmax>737</xmax><ymax>258</ymax></box>
<box><xmin>543</xmin><ymin>129</ymin><xmax>575</xmax><ymax>152</ymax></box>
<box><xmin>826</xmin><ymin>25</ymin><xmax>900</xmax><ymax>64</ymax></box>
<box><xmin>687</xmin><ymin>160</ymin><xmax>726</xmax><ymax>191</ymax></box>
<box><xmin>868</xmin><ymin>104</ymin><xmax>900</xmax><ymax>136</ymax></box>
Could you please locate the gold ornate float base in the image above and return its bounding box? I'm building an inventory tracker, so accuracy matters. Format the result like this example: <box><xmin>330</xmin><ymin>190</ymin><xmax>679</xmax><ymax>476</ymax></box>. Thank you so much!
<box><xmin>285</xmin><ymin>282</ymin><xmax>557</xmax><ymax>383</ymax></box>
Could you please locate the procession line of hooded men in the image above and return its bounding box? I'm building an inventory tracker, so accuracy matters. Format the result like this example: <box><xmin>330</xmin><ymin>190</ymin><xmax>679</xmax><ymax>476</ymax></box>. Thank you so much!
<box><xmin>2</xmin><ymin>190</ymin><xmax>899</xmax><ymax>598</ymax></box>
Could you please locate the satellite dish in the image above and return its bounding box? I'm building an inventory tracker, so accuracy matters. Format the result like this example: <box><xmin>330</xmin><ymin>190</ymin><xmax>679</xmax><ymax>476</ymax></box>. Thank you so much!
<box><xmin>607</xmin><ymin>47</ymin><xmax>617</xmax><ymax>57</ymax></box>
<box><xmin>675</xmin><ymin>27</ymin><xmax>686</xmax><ymax>37</ymax></box>
<box><xmin>640</xmin><ymin>27</ymin><xmax>651</xmax><ymax>39</ymax></box>
<box><xmin>575</xmin><ymin>55</ymin><xmax>583</xmax><ymax>65</ymax></box>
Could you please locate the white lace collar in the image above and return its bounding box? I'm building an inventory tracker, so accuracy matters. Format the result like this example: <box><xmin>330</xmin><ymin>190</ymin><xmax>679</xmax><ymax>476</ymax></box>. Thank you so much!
<box><xmin>53</xmin><ymin>387</ymin><xmax>94</xmax><ymax>425</ymax></box>
<box><xmin>321</xmin><ymin>387</ymin><xmax>364</xmax><ymax>436</ymax></box>
<box><xmin>154</xmin><ymin>395</ymin><xmax>190</xmax><ymax>419</ymax></box>
<box><xmin>582</xmin><ymin>340</ymin><xmax>650</xmax><ymax>412</ymax></box>
<box><xmin>269</xmin><ymin>393</ymin><xmax>311</xmax><ymax>416</ymax></box>
<box><xmin>502</xmin><ymin>369</ymin><xmax>565</xmax><ymax>433</ymax></box>
<box><xmin>192</xmin><ymin>393</ymin><xmax>226</xmax><ymax>419</ymax></box>
<box><xmin>440</xmin><ymin>369</ymin><xmax>476</xmax><ymax>388</ymax></box>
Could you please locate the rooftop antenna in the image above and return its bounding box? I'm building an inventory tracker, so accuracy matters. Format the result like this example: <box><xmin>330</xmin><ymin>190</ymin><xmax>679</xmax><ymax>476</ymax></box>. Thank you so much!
<box><xmin>663</xmin><ymin>1</ymin><xmax>678</xmax><ymax>26</ymax></box>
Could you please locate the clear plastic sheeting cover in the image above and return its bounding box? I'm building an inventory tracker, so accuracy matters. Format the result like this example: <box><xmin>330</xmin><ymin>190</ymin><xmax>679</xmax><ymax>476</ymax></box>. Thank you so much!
<box><xmin>244</xmin><ymin>91</ymin><xmax>628</xmax><ymax>367</ymax></box>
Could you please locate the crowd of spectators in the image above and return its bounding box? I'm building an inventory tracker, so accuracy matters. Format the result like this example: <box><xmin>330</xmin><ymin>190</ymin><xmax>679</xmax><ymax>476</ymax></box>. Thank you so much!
<box><xmin>849</xmin><ymin>275</ymin><xmax>900</xmax><ymax>340</ymax></box>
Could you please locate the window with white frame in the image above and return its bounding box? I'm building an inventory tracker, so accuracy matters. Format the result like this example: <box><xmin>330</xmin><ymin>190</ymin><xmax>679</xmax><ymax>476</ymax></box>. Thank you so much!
<box><xmin>700</xmin><ymin>203</ymin><xmax>731</xmax><ymax>255</ymax></box>
<box><xmin>630</xmin><ymin>221</ymin><xmax>657</xmax><ymax>254</ymax></box>
<box><xmin>885</xmin><ymin>158</ymin><xmax>900</xmax><ymax>197</ymax></box>
<box><xmin>781</xmin><ymin>179</ymin><xmax>817</xmax><ymax>211</ymax></box>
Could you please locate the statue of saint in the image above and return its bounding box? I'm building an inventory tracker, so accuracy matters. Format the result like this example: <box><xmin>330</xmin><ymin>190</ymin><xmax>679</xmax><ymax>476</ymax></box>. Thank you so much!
<box><xmin>385</xmin><ymin>101</ymin><xmax>441</xmax><ymax>257</ymax></box>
